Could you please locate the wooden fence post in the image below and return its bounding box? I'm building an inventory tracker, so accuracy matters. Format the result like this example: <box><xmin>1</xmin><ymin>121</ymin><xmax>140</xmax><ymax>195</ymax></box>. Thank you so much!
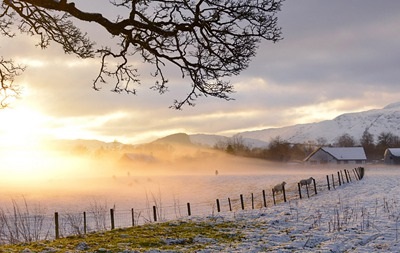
<box><xmin>110</xmin><ymin>209</ymin><xmax>115</xmax><ymax>230</ymax></box>
<box><xmin>358</xmin><ymin>167</ymin><xmax>365</xmax><ymax>180</ymax></box>
<box><xmin>313</xmin><ymin>178</ymin><xmax>317</xmax><ymax>195</ymax></box>
<box><xmin>353</xmin><ymin>168</ymin><xmax>360</xmax><ymax>180</ymax></box>
<box><xmin>332</xmin><ymin>174</ymin><xmax>335</xmax><ymax>189</ymax></box>
<box><xmin>340</xmin><ymin>170</ymin><xmax>345</xmax><ymax>184</ymax></box>
<box><xmin>283</xmin><ymin>185</ymin><xmax>287</xmax><ymax>203</ymax></box>
<box><xmin>153</xmin><ymin>206</ymin><xmax>157</xmax><ymax>222</ymax></box>
<box><xmin>240</xmin><ymin>194</ymin><xmax>245</xmax><ymax>210</ymax></box>
<box><xmin>326</xmin><ymin>175</ymin><xmax>330</xmax><ymax>190</ymax></box>
<box><xmin>83</xmin><ymin>211</ymin><xmax>87</xmax><ymax>234</ymax></box>
<box><xmin>262</xmin><ymin>190</ymin><xmax>267</xmax><ymax>208</ymax></box>
<box><xmin>298</xmin><ymin>183</ymin><xmax>302</xmax><ymax>199</ymax></box>
<box><xmin>348</xmin><ymin>170</ymin><xmax>352</xmax><ymax>182</ymax></box>
<box><xmin>54</xmin><ymin>212</ymin><xmax>59</xmax><ymax>239</ymax></box>
<box><xmin>187</xmin><ymin>203</ymin><xmax>191</xmax><ymax>216</ymax></box>
<box><xmin>131</xmin><ymin>208</ymin><xmax>135</xmax><ymax>226</ymax></box>
<box><xmin>228</xmin><ymin>198</ymin><xmax>232</xmax><ymax>211</ymax></box>
<box><xmin>216</xmin><ymin>199</ymin><xmax>221</xmax><ymax>212</ymax></box>
<box><xmin>345</xmin><ymin>169</ymin><xmax>349</xmax><ymax>183</ymax></box>
<box><xmin>338</xmin><ymin>171</ymin><xmax>342</xmax><ymax>186</ymax></box>
<box><xmin>272</xmin><ymin>190</ymin><xmax>276</xmax><ymax>205</ymax></box>
<box><xmin>251</xmin><ymin>193</ymin><xmax>254</xmax><ymax>209</ymax></box>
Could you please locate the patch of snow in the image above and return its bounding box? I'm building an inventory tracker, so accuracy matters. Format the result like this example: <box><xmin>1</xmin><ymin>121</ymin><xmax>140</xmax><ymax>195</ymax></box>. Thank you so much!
<box><xmin>383</xmin><ymin>102</ymin><xmax>400</xmax><ymax>110</ymax></box>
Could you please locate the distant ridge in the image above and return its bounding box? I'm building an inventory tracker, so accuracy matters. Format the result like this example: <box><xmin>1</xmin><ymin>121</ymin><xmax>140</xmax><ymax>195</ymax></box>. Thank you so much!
<box><xmin>236</xmin><ymin>102</ymin><xmax>400</xmax><ymax>145</ymax></box>
<box><xmin>183</xmin><ymin>102</ymin><xmax>400</xmax><ymax>148</ymax></box>
<box><xmin>49</xmin><ymin>102</ymin><xmax>400</xmax><ymax>150</ymax></box>
<box><xmin>153</xmin><ymin>133</ymin><xmax>193</xmax><ymax>145</ymax></box>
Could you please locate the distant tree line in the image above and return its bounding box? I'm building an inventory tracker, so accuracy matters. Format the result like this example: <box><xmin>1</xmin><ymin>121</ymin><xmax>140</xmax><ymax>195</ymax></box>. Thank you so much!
<box><xmin>214</xmin><ymin>129</ymin><xmax>400</xmax><ymax>163</ymax></box>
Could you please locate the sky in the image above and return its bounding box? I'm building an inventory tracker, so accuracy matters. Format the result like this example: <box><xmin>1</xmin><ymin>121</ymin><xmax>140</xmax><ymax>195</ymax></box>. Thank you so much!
<box><xmin>1</xmin><ymin>0</ymin><xmax>400</xmax><ymax>147</ymax></box>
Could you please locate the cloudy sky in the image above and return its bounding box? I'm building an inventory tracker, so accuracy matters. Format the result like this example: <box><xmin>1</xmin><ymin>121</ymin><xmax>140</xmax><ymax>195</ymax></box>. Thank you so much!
<box><xmin>1</xmin><ymin>0</ymin><xmax>400</xmax><ymax>147</ymax></box>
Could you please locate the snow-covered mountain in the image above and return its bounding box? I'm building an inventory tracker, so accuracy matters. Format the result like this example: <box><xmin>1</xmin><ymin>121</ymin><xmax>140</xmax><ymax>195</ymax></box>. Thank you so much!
<box><xmin>189</xmin><ymin>102</ymin><xmax>400</xmax><ymax>148</ymax></box>
<box><xmin>236</xmin><ymin>102</ymin><xmax>400</xmax><ymax>145</ymax></box>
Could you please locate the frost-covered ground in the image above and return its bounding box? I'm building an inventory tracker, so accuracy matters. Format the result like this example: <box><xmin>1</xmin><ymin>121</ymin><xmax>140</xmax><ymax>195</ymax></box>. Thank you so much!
<box><xmin>179</xmin><ymin>166</ymin><xmax>400</xmax><ymax>252</ymax></box>
<box><xmin>2</xmin><ymin>165</ymin><xmax>400</xmax><ymax>252</ymax></box>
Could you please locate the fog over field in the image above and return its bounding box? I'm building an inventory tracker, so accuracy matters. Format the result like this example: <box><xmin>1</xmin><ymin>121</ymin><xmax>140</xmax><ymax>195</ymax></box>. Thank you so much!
<box><xmin>0</xmin><ymin>143</ymin><xmax>357</xmax><ymax>216</ymax></box>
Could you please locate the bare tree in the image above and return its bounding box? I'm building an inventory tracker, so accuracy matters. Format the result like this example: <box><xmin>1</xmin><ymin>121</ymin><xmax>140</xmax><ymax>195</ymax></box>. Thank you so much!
<box><xmin>334</xmin><ymin>133</ymin><xmax>356</xmax><ymax>147</ymax></box>
<box><xmin>267</xmin><ymin>135</ymin><xmax>291</xmax><ymax>161</ymax></box>
<box><xmin>360</xmin><ymin>128</ymin><xmax>375</xmax><ymax>161</ymax></box>
<box><xmin>0</xmin><ymin>58</ymin><xmax>25</xmax><ymax>109</ymax></box>
<box><xmin>377</xmin><ymin>132</ymin><xmax>400</xmax><ymax>149</ymax></box>
<box><xmin>0</xmin><ymin>0</ymin><xmax>283</xmax><ymax>109</ymax></box>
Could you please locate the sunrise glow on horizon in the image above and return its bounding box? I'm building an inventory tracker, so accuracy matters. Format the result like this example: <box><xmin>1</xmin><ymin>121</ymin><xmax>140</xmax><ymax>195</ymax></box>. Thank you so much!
<box><xmin>0</xmin><ymin>1</ymin><xmax>399</xmax><ymax>183</ymax></box>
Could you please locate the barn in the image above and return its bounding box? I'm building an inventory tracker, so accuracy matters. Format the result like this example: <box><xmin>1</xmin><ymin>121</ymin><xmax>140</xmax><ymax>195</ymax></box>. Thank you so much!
<box><xmin>383</xmin><ymin>148</ymin><xmax>400</xmax><ymax>165</ymax></box>
<box><xmin>304</xmin><ymin>147</ymin><xmax>367</xmax><ymax>165</ymax></box>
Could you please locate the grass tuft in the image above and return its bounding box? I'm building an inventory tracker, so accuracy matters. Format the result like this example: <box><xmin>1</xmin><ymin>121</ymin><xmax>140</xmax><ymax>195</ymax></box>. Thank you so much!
<box><xmin>0</xmin><ymin>219</ymin><xmax>243</xmax><ymax>252</ymax></box>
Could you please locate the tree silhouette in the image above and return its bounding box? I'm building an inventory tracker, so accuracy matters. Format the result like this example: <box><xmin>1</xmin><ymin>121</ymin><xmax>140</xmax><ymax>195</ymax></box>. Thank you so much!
<box><xmin>0</xmin><ymin>58</ymin><xmax>25</xmax><ymax>108</ymax></box>
<box><xmin>360</xmin><ymin>129</ymin><xmax>375</xmax><ymax>161</ymax></box>
<box><xmin>0</xmin><ymin>0</ymin><xmax>283</xmax><ymax>109</ymax></box>
<box><xmin>334</xmin><ymin>133</ymin><xmax>356</xmax><ymax>147</ymax></box>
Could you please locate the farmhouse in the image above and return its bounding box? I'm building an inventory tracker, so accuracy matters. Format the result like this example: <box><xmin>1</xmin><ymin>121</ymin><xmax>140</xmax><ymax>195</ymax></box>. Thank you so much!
<box><xmin>304</xmin><ymin>147</ymin><xmax>367</xmax><ymax>165</ymax></box>
<box><xmin>383</xmin><ymin>148</ymin><xmax>400</xmax><ymax>165</ymax></box>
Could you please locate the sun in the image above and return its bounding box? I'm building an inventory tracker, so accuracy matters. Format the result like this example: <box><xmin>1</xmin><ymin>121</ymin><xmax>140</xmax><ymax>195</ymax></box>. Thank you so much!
<box><xmin>0</xmin><ymin>106</ymin><xmax>49</xmax><ymax>149</ymax></box>
<box><xmin>0</xmin><ymin>106</ymin><xmax>56</xmax><ymax>182</ymax></box>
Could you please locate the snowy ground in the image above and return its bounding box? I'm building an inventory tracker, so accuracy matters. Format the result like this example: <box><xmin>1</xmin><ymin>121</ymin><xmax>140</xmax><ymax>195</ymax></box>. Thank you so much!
<box><xmin>180</xmin><ymin>166</ymin><xmax>400</xmax><ymax>252</ymax></box>
<box><xmin>2</xmin><ymin>165</ymin><xmax>400</xmax><ymax>252</ymax></box>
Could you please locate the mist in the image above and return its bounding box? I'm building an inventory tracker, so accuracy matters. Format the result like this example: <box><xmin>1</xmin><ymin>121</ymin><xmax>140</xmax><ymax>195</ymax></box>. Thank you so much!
<box><xmin>0</xmin><ymin>142</ymin><xmax>346</xmax><ymax>214</ymax></box>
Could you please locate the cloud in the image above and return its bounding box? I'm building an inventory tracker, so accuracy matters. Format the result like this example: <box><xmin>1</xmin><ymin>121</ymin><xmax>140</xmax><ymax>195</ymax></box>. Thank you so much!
<box><xmin>2</xmin><ymin>0</ymin><xmax>400</xmax><ymax>144</ymax></box>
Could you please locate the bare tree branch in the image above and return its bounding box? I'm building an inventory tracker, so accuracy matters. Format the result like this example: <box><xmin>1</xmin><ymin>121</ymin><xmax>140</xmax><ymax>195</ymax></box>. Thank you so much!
<box><xmin>1</xmin><ymin>0</ymin><xmax>283</xmax><ymax>109</ymax></box>
<box><xmin>0</xmin><ymin>57</ymin><xmax>25</xmax><ymax>108</ymax></box>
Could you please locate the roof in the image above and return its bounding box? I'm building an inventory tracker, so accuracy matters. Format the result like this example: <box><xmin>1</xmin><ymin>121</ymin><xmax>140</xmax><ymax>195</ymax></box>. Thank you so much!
<box><xmin>305</xmin><ymin>147</ymin><xmax>367</xmax><ymax>161</ymax></box>
<box><xmin>387</xmin><ymin>148</ymin><xmax>400</xmax><ymax>157</ymax></box>
<box><xmin>321</xmin><ymin>147</ymin><xmax>367</xmax><ymax>160</ymax></box>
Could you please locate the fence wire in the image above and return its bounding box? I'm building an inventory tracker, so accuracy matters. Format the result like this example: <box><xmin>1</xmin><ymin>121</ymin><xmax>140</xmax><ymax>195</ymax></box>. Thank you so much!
<box><xmin>0</xmin><ymin>167</ymin><xmax>364</xmax><ymax>244</ymax></box>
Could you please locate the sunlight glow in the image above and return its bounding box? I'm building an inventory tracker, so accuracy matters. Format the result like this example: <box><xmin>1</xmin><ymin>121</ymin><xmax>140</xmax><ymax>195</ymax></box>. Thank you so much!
<box><xmin>16</xmin><ymin>58</ymin><xmax>47</xmax><ymax>68</ymax></box>
<box><xmin>292</xmin><ymin>100</ymin><xmax>358</xmax><ymax>124</ymax></box>
<box><xmin>47</xmin><ymin>111</ymin><xmax>130</xmax><ymax>142</ymax></box>
<box><xmin>0</xmin><ymin>107</ymin><xmax>50</xmax><ymax>149</ymax></box>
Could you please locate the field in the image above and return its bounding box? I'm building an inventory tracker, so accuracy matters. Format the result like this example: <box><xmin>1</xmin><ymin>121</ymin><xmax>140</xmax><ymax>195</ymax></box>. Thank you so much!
<box><xmin>1</xmin><ymin>160</ymin><xmax>400</xmax><ymax>252</ymax></box>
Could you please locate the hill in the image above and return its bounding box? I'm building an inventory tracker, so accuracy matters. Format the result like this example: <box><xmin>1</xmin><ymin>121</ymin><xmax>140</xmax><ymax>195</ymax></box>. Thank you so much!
<box><xmin>236</xmin><ymin>102</ymin><xmax>400</xmax><ymax>145</ymax></box>
<box><xmin>42</xmin><ymin>102</ymin><xmax>400</xmax><ymax>151</ymax></box>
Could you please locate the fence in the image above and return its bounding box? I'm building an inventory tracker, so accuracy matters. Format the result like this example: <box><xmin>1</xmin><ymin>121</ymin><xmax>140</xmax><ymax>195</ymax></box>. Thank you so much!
<box><xmin>0</xmin><ymin>167</ymin><xmax>365</xmax><ymax>244</ymax></box>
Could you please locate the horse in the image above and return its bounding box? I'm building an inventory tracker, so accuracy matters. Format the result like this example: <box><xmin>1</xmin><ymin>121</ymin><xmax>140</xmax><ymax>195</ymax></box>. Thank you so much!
<box><xmin>299</xmin><ymin>177</ymin><xmax>314</xmax><ymax>187</ymax></box>
<box><xmin>272</xmin><ymin>181</ymin><xmax>286</xmax><ymax>194</ymax></box>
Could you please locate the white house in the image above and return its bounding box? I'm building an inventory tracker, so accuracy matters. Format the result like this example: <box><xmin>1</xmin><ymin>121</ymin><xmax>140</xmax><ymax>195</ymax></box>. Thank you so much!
<box><xmin>304</xmin><ymin>147</ymin><xmax>367</xmax><ymax>165</ymax></box>
<box><xmin>384</xmin><ymin>148</ymin><xmax>400</xmax><ymax>165</ymax></box>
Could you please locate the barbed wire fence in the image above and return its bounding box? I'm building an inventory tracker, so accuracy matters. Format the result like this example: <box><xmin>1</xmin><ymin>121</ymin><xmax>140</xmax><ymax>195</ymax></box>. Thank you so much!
<box><xmin>0</xmin><ymin>167</ymin><xmax>365</xmax><ymax>245</ymax></box>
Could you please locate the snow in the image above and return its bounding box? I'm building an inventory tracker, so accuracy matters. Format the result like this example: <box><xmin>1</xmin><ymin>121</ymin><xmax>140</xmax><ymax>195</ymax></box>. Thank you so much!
<box><xmin>384</xmin><ymin>102</ymin><xmax>400</xmax><ymax>110</ymax></box>
<box><xmin>3</xmin><ymin>164</ymin><xmax>400</xmax><ymax>252</ymax></box>
<box><xmin>180</xmin><ymin>166</ymin><xmax>400</xmax><ymax>252</ymax></box>
<box><xmin>233</xmin><ymin>102</ymin><xmax>400</xmax><ymax>146</ymax></box>
<box><xmin>387</xmin><ymin>148</ymin><xmax>400</xmax><ymax>157</ymax></box>
<box><xmin>320</xmin><ymin>147</ymin><xmax>367</xmax><ymax>160</ymax></box>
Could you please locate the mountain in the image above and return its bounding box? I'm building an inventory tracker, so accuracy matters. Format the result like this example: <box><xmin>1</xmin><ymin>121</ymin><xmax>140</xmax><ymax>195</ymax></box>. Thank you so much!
<box><xmin>46</xmin><ymin>102</ymin><xmax>400</xmax><ymax>151</ymax></box>
<box><xmin>189</xmin><ymin>134</ymin><xmax>269</xmax><ymax>148</ymax></box>
<box><xmin>189</xmin><ymin>134</ymin><xmax>229</xmax><ymax>147</ymax></box>
<box><xmin>153</xmin><ymin>133</ymin><xmax>193</xmax><ymax>145</ymax></box>
<box><xmin>236</xmin><ymin>102</ymin><xmax>400</xmax><ymax>145</ymax></box>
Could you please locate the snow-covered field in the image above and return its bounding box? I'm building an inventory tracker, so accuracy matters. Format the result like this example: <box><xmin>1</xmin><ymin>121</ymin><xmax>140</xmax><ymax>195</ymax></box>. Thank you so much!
<box><xmin>2</xmin><ymin>164</ymin><xmax>400</xmax><ymax>252</ymax></box>
<box><xmin>184</xmin><ymin>166</ymin><xmax>400</xmax><ymax>252</ymax></box>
